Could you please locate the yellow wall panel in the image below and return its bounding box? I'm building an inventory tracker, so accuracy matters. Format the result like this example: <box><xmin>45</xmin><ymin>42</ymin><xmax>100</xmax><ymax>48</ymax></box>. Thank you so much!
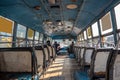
<box><xmin>28</xmin><ymin>29</ymin><xmax>34</xmax><ymax>38</ymax></box>
<box><xmin>0</xmin><ymin>17</ymin><xmax>13</xmax><ymax>34</ymax></box>
<box><xmin>87</xmin><ymin>27</ymin><xmax>92</xmax><ymax>37</ymax></box>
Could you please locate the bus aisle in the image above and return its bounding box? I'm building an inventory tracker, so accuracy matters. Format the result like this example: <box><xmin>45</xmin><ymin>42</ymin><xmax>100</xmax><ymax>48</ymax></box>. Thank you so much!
<box><xmin>40</xmin><ymin>55</ymin><xmax>79</xmax><ymax>80</ymax></box>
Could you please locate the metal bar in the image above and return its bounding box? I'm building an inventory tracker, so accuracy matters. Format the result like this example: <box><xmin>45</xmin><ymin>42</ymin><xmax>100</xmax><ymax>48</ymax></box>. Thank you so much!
<box><xmin>110</xmin><ymin>9</ymin><xmax>118</xmax><ymax>46</ymax></box>
<box><xmin>97</xmin><ymin>21</ymin><xmax>102</xmax><ymax>47</ymax></box>
<box><xmin>12</xmin><ymin>22</ymin><xmax>17</xmax><ymax>47</ymax></box>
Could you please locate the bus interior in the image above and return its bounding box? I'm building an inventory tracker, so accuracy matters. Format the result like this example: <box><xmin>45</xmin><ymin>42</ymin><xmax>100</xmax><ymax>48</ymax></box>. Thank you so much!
<box><xmin>0</xmin><ymin>0</ymin><xmax>120</xmax><ymax>80</ymax></box>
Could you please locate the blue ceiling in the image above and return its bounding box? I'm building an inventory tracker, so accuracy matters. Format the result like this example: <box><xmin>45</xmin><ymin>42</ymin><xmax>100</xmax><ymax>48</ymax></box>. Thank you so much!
<box><xmin>0</xmin><ymin>0</ymin><xmax>120</xmax><ymax>39</ymax></box>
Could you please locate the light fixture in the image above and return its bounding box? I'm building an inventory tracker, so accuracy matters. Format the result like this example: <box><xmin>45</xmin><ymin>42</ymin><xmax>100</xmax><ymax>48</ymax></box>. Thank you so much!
<box><xmin>33</xmin><ymin>6</ymin><xmax>41</xmax><ymax>10</ymax></box>
<box><xmin>66</xmin><ymin>4</ymin><xmax>78</xmax><ymax>9</ymax></box>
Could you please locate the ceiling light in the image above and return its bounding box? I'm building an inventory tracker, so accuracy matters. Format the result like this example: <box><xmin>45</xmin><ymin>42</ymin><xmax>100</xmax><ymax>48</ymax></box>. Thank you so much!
<box><xmin>66</xmin><ymin>4</ymin><xmax>78</xmax><ymax>9</ymax></box>
<box><xmin>33</xmin><ymin>6</ymin><xmax>41</xmax><ymax>10</ymax></box>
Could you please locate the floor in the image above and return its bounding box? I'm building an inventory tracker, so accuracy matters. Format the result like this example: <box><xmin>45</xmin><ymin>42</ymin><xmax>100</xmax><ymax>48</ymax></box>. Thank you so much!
<box><xmin>40</xmin><ymin>55</ymin><xmax>80</xmax><ymax>80</ymax></box>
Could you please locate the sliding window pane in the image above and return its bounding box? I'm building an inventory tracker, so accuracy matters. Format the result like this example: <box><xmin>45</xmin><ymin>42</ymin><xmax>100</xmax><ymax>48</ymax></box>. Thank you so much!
<box><xmin>100</xmin><ymin>12</ymin><xmax>112</xmax><ymax>35</ymax></box>
<box><xmin>17</xmin><ymin>24</ymin><xmax>26</xmax><ymax>38</ymax></box>
<box><xmin>84</xmin><ymin>31</ymin><xmax>87</xmax><ymax>40</ymax></box>
<box><xmin>28</xmin><ymin>29</ymin><xmax>34</xmax><ymax>39</ymax></box>
<box><xmin>114</xmin><ymin>3</ymin><xmax>120</xmax><ymax>29</ymax></box>
<box><xmin>92</xmin><ymin>22</ymin><xmax>99</xmax><ymax>37</ymax></box>
<box><xmin>87</xmin><ymin>27</ymin><xmax>92</xmax><ymax>39</ymax></box>
<box><xmin>35</xmin><ymin>31</ymin><xmax>39</xmax><ymax>40</ymax></box>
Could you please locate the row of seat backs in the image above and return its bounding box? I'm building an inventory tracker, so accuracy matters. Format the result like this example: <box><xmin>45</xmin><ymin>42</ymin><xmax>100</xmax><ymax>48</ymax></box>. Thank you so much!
<box><xmin>43</xmin><ymin>45</ymin><xmax>56</xmax><ymax>62</ymax></box>
<box><xmin>74</xmin><ymin>46</ymin><xmax>114</xmax><ymax>79</ymax></box>
<box><xmin>0</xmin><ymin>47</ymin><xmax>37</xmax><ymax>75</ymax></box>
<box><xmin>107</xmin><ymin>50</ymin><xmax>120</xmax><ymax>80</ymax></box>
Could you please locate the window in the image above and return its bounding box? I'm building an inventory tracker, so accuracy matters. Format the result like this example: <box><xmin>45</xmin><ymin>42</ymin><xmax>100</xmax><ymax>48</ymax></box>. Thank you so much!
<box><xmin>17</xmin><ymin>24</ymin><xmax>26</xmax><ymax>38</ymax></box>
<box><xmin>100</xmin><ymin>12</ymin><xmax>113</xmax><ymax>35</ymax></box>
<box><xmin>35</xmin><ymin>31</ymin><xmax>39</xmax><ymax>40</ymax></box>
<box><xmin>81</xmin><ymin>33</ymin><xmax>84</xmax><ymax>41</ymax></box>
<box><xmin>39</xmin><ymin>33</ymin><xmax>43</xmax><ymax>43</ymax></box>
<box><xmin>27</xmin><ymin>29</ymin><xmax>34</xmax><ymax>46</ymax></box>
<box><xmin>0</xmin><ymin>16</ymin><xmax>14</xmax><ymax>48</ymax></box>
<box><xmin>92</xmin><ymin>22</ymin><xmax>99</xmax><ymax>37</ymax></box>
<box><xmin>101</xmin><ymin>35</ymin><xmax>114</xmax><ymax>48</ymax></box>
<box><xmin>28</xmin><ymin>28</ymin><xmax>34</xmax><ymax>39</ymax></box>
<box><xmin>34</xmin><ymin>31</ymin><xmax>39</xmax><ymax>44</ymax></box>
<box><xmin>114</xmin><ymin>3</ymin><xmax>120</xmax><ymax>29</ymax></box>
<box><xmin>87</xmin><ymin>27</ymin><xmax>92</xmax><ymax>38</ymax></box>
<box><xmin>16</xmin><ymin>24</ymin><xmax>26</xmax><ymax>47</ymax></box>
<box><xmin>84</xmin><ymin>31</ymin><xmax>87</xmax><ymax>40</ymax></box>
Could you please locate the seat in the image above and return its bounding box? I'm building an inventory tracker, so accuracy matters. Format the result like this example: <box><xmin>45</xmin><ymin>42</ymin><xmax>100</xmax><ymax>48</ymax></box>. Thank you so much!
<box><xmin>75</xmin><ymin>46</ymin><xmax>81</xmax><ymax>63</ymax></box>
<box><xmin>107</xmin><ymin>50</ymin><xmax>120</xmax><ymax>80</ymax></box>
<box><xmin>35</xmin><ymin>46</ymin><xmax>46</xmax><ymax>76</ymax></box>
<box><xmin>52</xmin><ymin>47</ymin><xmax>56</xmax><ymax>61</ymax></box>
<box><xmin>47</xmin><ymin>45</ymin><xmax>54</xmax><ymax>62</ymax></box>
<box><xmin>43</xmin><ymin>45</ymin><xmax>50</xmax><ymax>68</ymax></box>
<box><xmin>74</xmin><ymin>48</ymin><xmax>113</xmax><ymax>80</ymax></box>
<box><xmin>77</xmin><ymin>47</ymin><xmax>85</xmax><ymax>66</ymax></box>
<box><xmin>0</xmin><ymin>47</ymin><xmax>38</xmax><ymax>80</ymax></box>
<box><xmin>81</xmin><ymin>47</ymin><xmax>95</xmax><ymax>71</ymax></box>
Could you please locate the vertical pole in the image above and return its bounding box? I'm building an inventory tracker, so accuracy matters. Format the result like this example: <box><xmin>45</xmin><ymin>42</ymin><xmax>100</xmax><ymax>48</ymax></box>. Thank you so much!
<box><xmin>110</xmin><ymin>9</ymin><xmax>118</xmax><ymax>46</ymax></box>
<box><xmin>12</xmin><ymin>22</ymin><xmax>17</xmax><ymax>47</ymax></box>
<box><xmin>25</xmin><ymin>28</ymin><xmax>28</xmax><ymax>47</ymax></box>
<box><xmin>38</xmin><ymin>33</ymin><xmax>41</xmax><ymax>44</ymax></box>
<box><xmin>97</xmin><ymin>21</ymin><xmax>102</xmax><ymax>47</ymax></box>
<box><xmin>33</xmin><ymin>30</ymin><xmax>35</xmax><ymax>46</ymax></box>
<box><xmin>90</xmin><ymin>25</ymin><xmax>93</xmax><ymax>47</ymax></box>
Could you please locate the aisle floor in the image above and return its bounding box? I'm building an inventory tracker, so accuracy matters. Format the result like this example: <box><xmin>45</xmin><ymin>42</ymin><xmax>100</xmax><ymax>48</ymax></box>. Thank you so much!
<box><xmin>40</xmin><ymin>55</ymin><xmax>80</xmax><ymax>80</ymax></box>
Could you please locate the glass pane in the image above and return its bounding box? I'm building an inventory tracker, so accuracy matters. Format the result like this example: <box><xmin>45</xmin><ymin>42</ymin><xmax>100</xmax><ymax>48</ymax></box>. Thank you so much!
<box><xmin>16</xmin><ymin>38</ymin><xmax>26</xmax><ymax>47</ymax></box>
<box><xmin>114</xmin><ymin>3</ymin><xmax>120</xmax><ymax>29</ymax></box>
<box><xmin>17</xmin><ymin>24</ymin><xmax>26</xmax><ymax>38</ymax></box>
<box><xmin>93</xmin><ymin>38</ymin><xmax>100</xmax><ymax>47</ymax></box>
<box><xmin>0</xmin><ymin>36</ymin><xmax>12</xmax><ymax>47</ymax></box>
<box><xmin>100</xmin><ymin>12</ymin><xmax>113</xmax><ymax>35</ymax></box>
<box><xmin>92</xmin><ymin>22</ymin><xmax>99</xmax><ymax>37</ymax></box>
<box><xmin>39</xmin><ymin>33</ymin><xmax>43</xmax><ymax>42</ymax></box>
<box><xmin>0</xmin><ymin>43</ymin><xmax>12</xmax><ymax>48</ymax></box>
<box><xmin>84</xmin><ymin>31</ymin><xmax>87</xmax><ymax>40</ymax></box>
<box><xmin>87</xmin><ymin>27</ymin><xmax>92</xmax><ymax>38</ymax></box>
<box><xmin>81</xmin><ymin>33</ymin><xmax>84</xmax><ymax>41</ymax></box>
<box><xmin>101</xmin><ymin>35</ymin><xmax>114</xmax><ymax>48</ymax></box>
<box><xmin>28</xmin><ymin>29</ymin><xmax>34</xmax><ymax>39</ymax></box>
<box><xmin>0</xmin><ymin>16</ymin><xmax>14</xmax><ymax>36</ymax></box>
<box><xmin>35</xmin><ymin>32</ymin><xmax>39</xmax><ymax>40</ymax></box>
<box><xmin>0</xmin><ymin>36</ymin><xmax>12</xmax><ymax>42</ymax></box>
<box><xmin>88</xmin><ymin>39</ymin><xmax>92</xmax><ymax>47</ymax></box>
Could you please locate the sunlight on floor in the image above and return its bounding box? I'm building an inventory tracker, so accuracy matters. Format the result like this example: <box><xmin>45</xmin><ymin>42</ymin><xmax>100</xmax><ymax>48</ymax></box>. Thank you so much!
<box><xmin>40</xmin><ymin>57</ymin><xmax>65</xmax><ymax>80</ymax></box>
<box><xmin>40</xmin><ymin>55</ymin><xmax>79</xmax><ymax>80</ymax></box>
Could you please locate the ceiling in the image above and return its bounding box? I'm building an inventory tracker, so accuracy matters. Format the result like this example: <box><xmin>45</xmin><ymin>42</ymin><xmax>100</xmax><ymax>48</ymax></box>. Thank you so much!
<box><xmin>0</xmin><ymin>0</ymin><xmax>120</xmax><ymax>39</ymax></box>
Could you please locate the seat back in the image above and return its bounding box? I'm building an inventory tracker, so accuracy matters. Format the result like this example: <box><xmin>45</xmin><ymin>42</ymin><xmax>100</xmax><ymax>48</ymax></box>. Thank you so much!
<box><xmin>83</xmin><ymin>47</ymin><xmax>95</xmax><ymax>66</ymax></box>
<box><xmin>43</xmin><ymin>45</ymin><xmax>49</xmax><ymax>61</ymax></box>
<box><xmin>107</xmin><ymin>50</ymin><xmax>120</xmax><ymax>80</ymax></box>
<box><xmin>48</xmin><ymin>46</ymin><xmax>53</xmax><ymax>58</ymax></box>
<box><xmin>76</xmin><ymin>47</ymin><xmax>81</xmax><ymax>62</ymax></box>
<box><xmin>90</xmin><ymin>48</ymin><xmax>113</xmax><ymax>79</ymax></box>
<box><xmin>52</xmin><ymin>47</ymin><xmax>56</xmax><ymax>60</ymax></box>
<box><xmin>35</xmin><ymin>46</ymin><xmax>45</xmax><ymax>69</ymax></box>
<box><xmin>80</xmin><ymin>47</ymin><xmax>85</xmax><ymax>59</ymax></box>
<box><xmin>0</xmin><ymin>47</ymin><xmax>36</xmax><ymax>73</ymax></box>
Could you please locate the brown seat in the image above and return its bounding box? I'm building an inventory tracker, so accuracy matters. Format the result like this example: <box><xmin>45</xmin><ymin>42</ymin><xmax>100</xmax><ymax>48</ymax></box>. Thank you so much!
<box><xmin>0</xmin><ymin>47</ymin><xmax>37</xmax><ymax>79</ymax></box>
<box><xmin>35</xmin><ymin>46</ymin><xmax>46</xmax><ymax>75</ymax></box>
<box><xmin>107</xmin><ymin>50</ymin><xmax>120</xmax><ymax>80</ymax></box>
<box><xmin>90</xmin><ymin>48</ymin><xmax>113</xmax><ymax>79</ymax></box>
<box><xmin>81</xmin><ymin>47</ymin><xmax>95</xmax><ymax>70</ymax></box>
